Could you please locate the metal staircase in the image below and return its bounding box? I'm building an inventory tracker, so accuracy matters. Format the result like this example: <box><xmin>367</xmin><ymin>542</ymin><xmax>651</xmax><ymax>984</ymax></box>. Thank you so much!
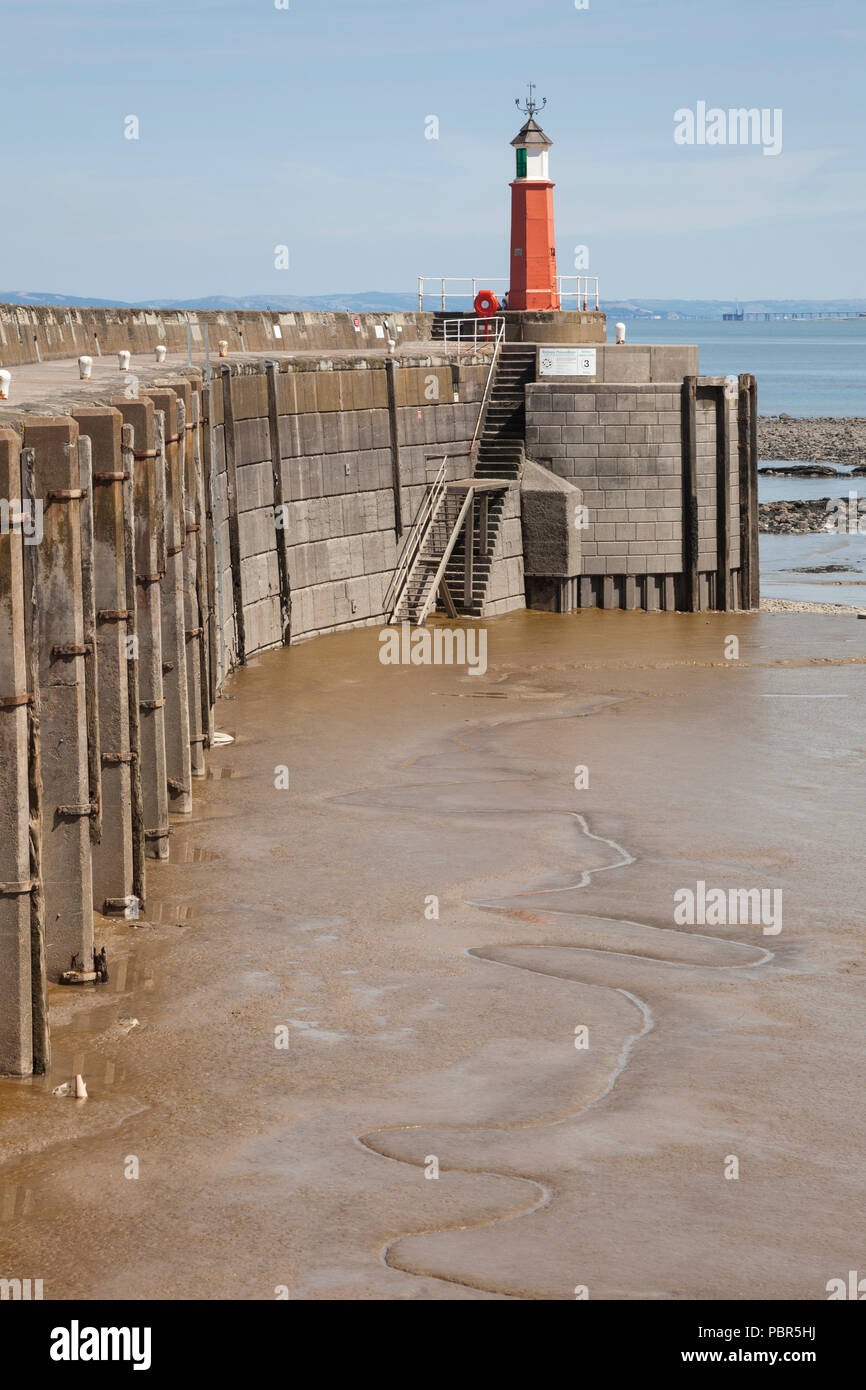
<box><xmin>385</xmin><ymin>326</ymin><xmax>522</xmax><ymax>627</ymax></box>
<box><xmin>386</xmin><ymin>469</ymin><xmax>510</xmax><ymax>627</ymax></box>
<box><xmin>473</xmin><ymin>343</ymin><xmax>536</xmax><ymax>480</ymax></box>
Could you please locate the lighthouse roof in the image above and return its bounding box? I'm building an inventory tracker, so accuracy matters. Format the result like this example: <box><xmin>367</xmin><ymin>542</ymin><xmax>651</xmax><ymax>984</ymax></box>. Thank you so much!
<box><xmin>511</xmin><ymin>116</ymin><xmax>553</xmax><ymax>149</ymax></box>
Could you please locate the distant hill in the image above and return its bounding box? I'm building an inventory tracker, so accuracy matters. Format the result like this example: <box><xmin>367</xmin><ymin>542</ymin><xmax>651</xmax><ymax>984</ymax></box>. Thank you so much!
<box><xmin>2</xmin><ymin>290</ymin><xmax>866</xmax><ymax>320</ymax></box>
<box><xmin>0</xmin><ymin>290</ymin><xmax>420</xmax><ymax>312</ymax></box>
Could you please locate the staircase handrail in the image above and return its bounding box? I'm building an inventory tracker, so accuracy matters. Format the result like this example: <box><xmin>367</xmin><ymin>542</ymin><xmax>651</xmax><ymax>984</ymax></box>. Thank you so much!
<box><xmin>414</xmin><ymin>486</ymin><xmax>476</xmax><ymax>627</ymax></box>
<box><xmin>469</xmin><ymin>318</ymin><xmax>507</xmax><ymax>462</ymax></box>
<box><xmin>385</xmin><ymin>456</ymin><xmax>449</xmax><ymax>623</ymax></box>
<box><xmin>440</xmin><ymin>316</ymin><xmax>505</xmax><ymax>353</ymax></box>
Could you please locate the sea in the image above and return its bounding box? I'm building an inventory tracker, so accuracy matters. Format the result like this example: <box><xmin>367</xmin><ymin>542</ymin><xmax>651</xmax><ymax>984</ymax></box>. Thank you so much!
<box><xmin>615</xmin><ymin>319</ymin><xmax>866</xmax><ymax>606</ymax></box>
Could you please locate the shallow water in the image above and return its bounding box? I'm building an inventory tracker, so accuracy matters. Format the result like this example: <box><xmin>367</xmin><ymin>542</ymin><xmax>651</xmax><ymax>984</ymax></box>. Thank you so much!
<box><xmin>620</xmin><ymin>319</ymin><xmax>866</xmax><ymax>417</ymax></box>
<box><xmin>1</xmin><ymin>610</ymin><xmax>863</xmax><ymax>1300</ymax></box>
<box><xmin>760</xmin><ymin>530</ymin><xmax>866</xmax><ymax>605</ymax></box>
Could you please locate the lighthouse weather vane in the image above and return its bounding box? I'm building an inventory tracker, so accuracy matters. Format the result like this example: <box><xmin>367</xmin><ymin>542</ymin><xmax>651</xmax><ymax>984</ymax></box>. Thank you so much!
<box><xmin>515</xmin><ymin>83</ymin><xmax>546</xmax><ymax>119</ymax></box>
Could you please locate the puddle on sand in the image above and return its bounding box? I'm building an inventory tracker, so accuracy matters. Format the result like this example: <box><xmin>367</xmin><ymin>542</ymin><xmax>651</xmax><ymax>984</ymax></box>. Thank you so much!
<box><xmin>169</xmin><ymin>844</ymin><xmax>221</xmax><ymax>864</ymax></box>
<box><xmin>135</xmin><ymin>902</ymin><xmax>199</xmax><ymax>925</ymax></box>
<box><xmin>206</xmin><ymin>766</ymin><xmax>240</xmax><ymax>780</ymax></box>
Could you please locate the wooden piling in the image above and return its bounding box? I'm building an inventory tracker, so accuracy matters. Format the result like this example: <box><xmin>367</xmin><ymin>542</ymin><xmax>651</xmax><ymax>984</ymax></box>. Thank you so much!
<box><xmin>24</xmin><ymin>417</ymin><xmax>94</xmax><ymax>980</ymax></box>
<box><xmin>114</xmin><ymin>398</ymin><xmax>170</xmax><ymax>861</ymax></box>
<box><xmin>74</xmin><ymin>408</ymin><xmax>134</xmax><ymax>912</ymax></box>
<box><xmin>265</xmin><ymin>361</ymin><xmax>292</xmax><ymax>645</ymax></box>
<box><xmin>77</xmin><ymin>435</ymin><xmax>103</xmax><ymax>844</ymax></box>
<box><xmin>220</xmin><ymin>366</ymin><xmax>246</xmax><ymax>664</ymax></box>
<box><xmin>146</xmin><ymin>390</ymin><xmax>192</xmax><ymax>815</ymax></box>
<box><xmin>188</xmin><ymin>386</ymin><xmax>214</xmax><ymax>750</ymax></box>
<box><xmin>714</xmin><ymin>386</ymin><xmax>731</xmax><ymax>611</ymax></box>
<box><xmin>120</xmin><ymin>424</ymin><xmax>145</xmax><ymax>910</ymax></box>
<box><xmin>174</xmin><ymin>384</ymin><xmax>206</xmax><ymax>778</ymax></box>
<box><xmin>384</xmin><ymin>357</ymin><xmax>404</xmax><ymax>537</ymax></box>
<box><xmin>0</xmin><ymin>429</ymin><xmax>35</xmax><ymax>1074</ymax></box>
<box><xmin>680</xmin><ymin>377</ymin><xmax>699</xmax><ymax>612</ymax></box>
<box><xmin>21</xmin><ymin>447</ymin><xmax>49</xmax><ymax>1072</ymax></box>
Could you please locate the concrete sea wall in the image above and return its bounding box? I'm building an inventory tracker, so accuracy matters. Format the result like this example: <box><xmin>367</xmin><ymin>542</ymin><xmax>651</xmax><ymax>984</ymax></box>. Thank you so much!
<box><xmin>208</xmin><ymin>355</ymin><xmax>524</xmax><ymax>660</ymax></box>
<box><xmin>0</xmin><ymin>305</ymin><xmax>439</xmax><ymax>369</ymax></box>
<box><xmin>0</xmin><ymin>347</ymin><xmax>524</xmax><ymax>1074</ymax></box>
<box><xmin>0</xmin><ymin>316</ymin><xmax>759</xmax><ymax>1077</ymax></box>
<box><xmin>523</xmin><ymin>344</ymin><xmax>759</xmax><ymax>610</ymax></box>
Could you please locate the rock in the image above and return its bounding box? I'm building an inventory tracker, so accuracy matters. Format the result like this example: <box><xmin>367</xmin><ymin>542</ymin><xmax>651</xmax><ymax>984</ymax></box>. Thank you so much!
<box><xmin>52</xmin><ymin>1082</ymin><xmax>70</xmax><ymax>1097</ymax></box>
<box><xmin>758</xmin><ymin>498</ymin><xmax>845</xmax><ymax>534</ymax></box>
<box><xmin>758</xmin><ymin>416</ymin><xmax>866</xmax><ymax>467</ymax></box>
<box><xmin>759</xmin><ymin>465</ymin><xmax>845</xmax><ymax>478</ymax></box>
<box><xmin>791</xmin><ymin>564</ymin><xmax>856</xmax><ymax>574</ymax></box>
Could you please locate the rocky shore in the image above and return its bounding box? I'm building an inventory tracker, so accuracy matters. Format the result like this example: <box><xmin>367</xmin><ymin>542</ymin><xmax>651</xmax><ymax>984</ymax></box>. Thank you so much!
<box><xmin>758</xmin><ymin>415</ymin><xmax>866</xmax><ymax>466</ymax></box>
<box><xmin>759</xmin><ymin>497</ymin><xmax>843</xmax><ymax>534</ymax></box>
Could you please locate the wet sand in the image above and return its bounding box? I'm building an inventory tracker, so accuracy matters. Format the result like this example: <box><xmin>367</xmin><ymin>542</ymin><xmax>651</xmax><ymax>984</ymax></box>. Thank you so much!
<box><xmin>1</xmin><ymin>609</ymin><xmax>864</xmax><ymax>1300</ymax></box>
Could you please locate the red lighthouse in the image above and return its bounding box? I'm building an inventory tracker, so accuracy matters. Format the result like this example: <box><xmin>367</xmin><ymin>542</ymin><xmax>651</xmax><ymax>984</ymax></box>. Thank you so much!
<box><xmin>508</xmin><ymin>87</ymin><xmax>559</xmax><ymax>311</ymax></box>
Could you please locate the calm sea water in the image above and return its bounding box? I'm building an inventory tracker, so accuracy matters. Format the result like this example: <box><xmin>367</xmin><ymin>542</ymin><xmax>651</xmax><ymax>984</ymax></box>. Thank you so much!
<box><xmin>614</xmin><ymin>319</ymin><xmax>866</xmax><ymax>418</ymax></box>
<box><xmin>614</xmin><ymin>321</ymin><xmax>866</xmax><ymax>605</ymax></box>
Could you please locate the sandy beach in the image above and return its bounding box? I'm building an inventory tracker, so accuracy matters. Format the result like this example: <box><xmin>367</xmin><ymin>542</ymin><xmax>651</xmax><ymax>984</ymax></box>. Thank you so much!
<box><xmin>1</xmin><ymin>608</ymin><xmax>863</xmax><ymax>1300</ymax></box>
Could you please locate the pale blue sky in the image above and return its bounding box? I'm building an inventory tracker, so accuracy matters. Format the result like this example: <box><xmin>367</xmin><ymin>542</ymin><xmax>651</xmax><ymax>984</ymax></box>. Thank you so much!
<box><xmin>1</xmin><ymin>0</ymin><xmax>864</xmax><ymax>302</ymax></box>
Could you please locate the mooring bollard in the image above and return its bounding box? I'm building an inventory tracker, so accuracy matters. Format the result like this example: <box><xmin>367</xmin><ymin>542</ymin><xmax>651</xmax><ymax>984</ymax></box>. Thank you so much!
<box><xmin>118</xmin><ymin>350</ymin><xmax>131</xmax><ymax>372</ymax></box>
<box><xmin>218</xmin><ymin>340</ymin><xmax>228</xmax><ymax>359</ymax></box>
<box><xmin>615</xmin><ymin>322</ymin><xmax>626</xmax><ymax>345</ymax></box>
<box><xmin>155</xmin><ymin>345</ymin><xmax>167</xmax><ymax>363</ymax></box>
<box><xmin>0</xmin><ymin>369</ymin><xmax>10</xmax><ymax>400</ymax></box>
<box><xmin>79</xmin><ymin>356</ymin><xmax>93</xmax><ymax>380</ymax></box>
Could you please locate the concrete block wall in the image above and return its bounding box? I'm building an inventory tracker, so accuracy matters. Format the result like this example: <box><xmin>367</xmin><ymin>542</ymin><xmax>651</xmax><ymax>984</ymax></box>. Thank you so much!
<box><xmin>0</xmin><ymin>305</ymin><xmax>442</xmax><ymax>369</ymax></box>
<box><xmin>525</xmin><ymin>356</ymin><xmax>749</xmax><ymax>611</ymax></box>
<box><xmin>480</xmin><ymin>484</ymin><xmax>525</xmax><ymax>617</ymax></box>
<box><xmin>207</xmin><ymin>356</ymin><xmax>494</xmax><ymax>649</ymax></box>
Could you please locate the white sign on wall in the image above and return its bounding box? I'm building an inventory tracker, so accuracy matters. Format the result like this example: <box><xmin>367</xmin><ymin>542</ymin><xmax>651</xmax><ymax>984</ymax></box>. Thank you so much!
<box><xmin>539</xmin><ymin>348</ymin><xmax>597</xmax><ymax>377</ymax></box>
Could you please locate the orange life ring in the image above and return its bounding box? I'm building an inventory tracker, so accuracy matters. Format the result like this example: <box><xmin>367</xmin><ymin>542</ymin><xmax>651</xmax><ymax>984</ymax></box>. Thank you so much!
<box><xmin>473</xmin><ymin>290</ymin><xmax>499</xmax><ymax>317</ymax></box>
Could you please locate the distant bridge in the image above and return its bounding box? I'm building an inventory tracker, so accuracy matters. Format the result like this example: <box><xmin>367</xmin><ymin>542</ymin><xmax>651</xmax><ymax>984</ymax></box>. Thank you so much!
<box><xmin>722</xmin><ymin>311</ymin><xmax>866</xmax><ymax>322</ymax></box>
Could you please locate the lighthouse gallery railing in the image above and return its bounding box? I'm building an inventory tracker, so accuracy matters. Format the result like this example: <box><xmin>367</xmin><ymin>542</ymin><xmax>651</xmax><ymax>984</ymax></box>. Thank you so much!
<box><xmin>417</xmin><ymin>276</ymin><xmax>600</xmax><ymax>311</ymax></box>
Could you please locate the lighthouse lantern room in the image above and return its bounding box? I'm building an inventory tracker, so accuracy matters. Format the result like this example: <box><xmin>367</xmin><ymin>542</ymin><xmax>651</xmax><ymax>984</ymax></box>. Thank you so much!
<box><xmin>509</xmin><ymin>86</ymin><xmax>560</xmax><ymax>312</ymax></box>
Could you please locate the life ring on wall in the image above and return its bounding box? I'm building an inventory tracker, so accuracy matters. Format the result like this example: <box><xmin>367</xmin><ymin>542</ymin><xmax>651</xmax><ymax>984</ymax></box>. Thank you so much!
<box><xmin>473</xmin><ymin>290</ymin><xmax>499</xmax><ymax>317</ymax></box>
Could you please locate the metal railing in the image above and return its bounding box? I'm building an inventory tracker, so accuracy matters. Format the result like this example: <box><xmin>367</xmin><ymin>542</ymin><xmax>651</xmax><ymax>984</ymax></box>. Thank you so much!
<box><xmin>418</xmin><ymin>278</ymin><xmax>508</xmax><ymax>311</ymax></box>
<box><xmin>385</xmin><ymin>456</ymin><xmax>449</xmax><ymax>624</ymax></box>
<box><xmin>440</xmin><ymin>316</ymin><xmax>505</xmax><ymax>353</ymax></box>
<box><xmin>413</xmin><ymin>486</ymin><xmax>477</xmax><ymax>627</ymax></box>
<box><xmin>417</xmin><ymin>276</ymin><xmax>600</xmax><ymax>311</ymax></box>
<box><xmin>557</xmin><ymin>276</ymin><xmax>600</xmax><ymax>310</ymax></box>
<box><xmin>470</xmin><ymin>321</ymin><xmax>507</xmax><ymax>457</ymax></box>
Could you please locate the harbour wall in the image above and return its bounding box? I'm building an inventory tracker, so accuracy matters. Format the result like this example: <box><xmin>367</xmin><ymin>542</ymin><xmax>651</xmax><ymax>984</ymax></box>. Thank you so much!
<box><xmin>522</xmin><ymin>344</ymin><xmax>760</xmax><ymax>611</ymax></box>
<box><xmin>0</xmin><ymin>322</ymin><xmax>759</xmax><ymax>1077</ymax></box>
<box><xmin>0</xmin><ymin>306</ymin><xmax>439</xmax><ymax>368</ymax></box>
<box><xmin>0</xmin><ymin>348</ymin><xmax>523</xmax><ymax>1075</ymax></box>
